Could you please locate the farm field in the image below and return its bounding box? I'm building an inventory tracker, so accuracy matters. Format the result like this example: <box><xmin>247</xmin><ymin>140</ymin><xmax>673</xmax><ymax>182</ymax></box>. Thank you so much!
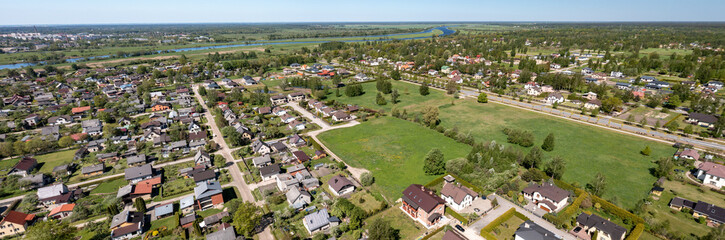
<box><xmin>318</xmin><ymin>117</ymin><xmax>471</xmax><ymax>200</ymax></box>
<box><xmin>329</xmin><ymin>81</ymin><xmax>674</xmax><ymax>209</ymax></box>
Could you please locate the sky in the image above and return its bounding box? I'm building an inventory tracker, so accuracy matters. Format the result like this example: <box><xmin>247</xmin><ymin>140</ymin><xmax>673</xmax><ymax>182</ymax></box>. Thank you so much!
<box><xmin>1</xmin><ymin>0</ymin><xmax>724</xmax><ymax>25</ymax></box>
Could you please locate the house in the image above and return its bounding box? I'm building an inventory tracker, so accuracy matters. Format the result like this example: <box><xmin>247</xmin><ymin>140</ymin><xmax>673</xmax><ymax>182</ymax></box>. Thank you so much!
<box><xmin>695</xmin><ymin>162</ymin><xmax>725</xmax><ymax>188</ymax></box>
<box><xmin>110</xmin><ymin>210</ymin><xmax>144</xmax><ymax>240</ymax></box>
<box><xmin>584</xmin><ymin>99</ymin><xmax>602</xmax><ymax>110</ymax></box>
<box><xmin>693</xmin><ymin>201</ymin><xmax>725</xmax><ymax>226</ymax></box>
<box><xmin>153</xmin><ymin>203</ymin><xmax>174</xmax><ymax>219</ymax></box>
<box><xmin>401</xmin><ymin>184</ymin><xmax>446</xmax><ymax>228</ymax></box>
<box><xmin>82</xmin><ymin>163</ymin><xmax>105</xmax><ymax>177</ymax></box>
<box><xmin>52</xmin><ymin>164</ymin><xmax>72</xmax><ymax>177</ymax></box>
<box><xmin>9</xmin><ymin>157</ymin><xmax>37</xmax><ymax>177</ymax></box>
<box><xmin>273</xmin><ymin>107</ymin><xmax>288</xmax><ymax>116</ymax></box>
<box><xmin>615</xmin><ymin>82</ymin><xmax>632</xmax><ymax>90</ymax></box>
<box><xmin>126</xmin><ymin>154</ymin><xmax>147</xmax><ymax>167</ymax></box>
<box><xmin>442</xmin><ymin>229</ymin><xmax>468</xmax><ymax>240</ymax></box>
<box><xmin>545</xmin><ymin>93</ymin><xmax>565</xmax><ymax>104</ymax></box>
<box><xmin>327</xmin><ymin>175</ymin><xmax>355</xmax><ymax>196</ymax></box>
<box><xmin>292</xmin><ymin>151</ymin><xmax>310</xmax><ymax>163</ymax></box>
<box><xmin>47</xmin><ymin>115</ymin><xmax>72</xmax><ymax>125</ymax></box>
<box><xmin>180</xmin><ymin>213</ymin><xmax>197</xmax><ymax>228</ymax></box>
<box><xmin>180</xmin><ymin>195</ymin><xmax>195</xmax><ymax>215</ymax></box>
<box><xmin>37</xmin><ymin>184</ymin><xmax>70</xmax><ymax>206</ymax></box>
<box><xmin>280</xmin><ymin>114</ymin><xmax>296</xmax><ymax>123</ymax></box>
<box><xmin>251</xmin><ymin>140</ymin><xmax>271</xmax><ymax>155</ymax></box>
<box><xmin>576</xmin><ymin>213</ymin><xmax>627</xmax><ymax>240</ymax></box>
<box><xmin>303</xmin><ymin>209</ymin><xmax>339</xmax><ymax>234</ymax></box>
<box><xmin>522</xmin><ymin>182</ymin><xmax>569</xmax><ymax>213</ymax></box>
<box><xmin>206</xmin><ymin>225</ymin><xmax>236</xmax><ymax>240</ymax></box>
<box><xmin>48</xmin><ymin>203</ymin><xmax>75</xmax><ymax>220</ymax></box>
<box><xmin>686</xmin><ymin>113</ymin><xmax>718</xmax><ymax>128</ymax></box>
<box><xmin>288</xmin><ymin>120</ymin><xmax>305</xmax><ymax>131</ymax></box>
<box><xmin>260</xmin><ymin>164</ymin><xmax>282</xmax><ymax>181</ymax></box>
<box><xmin>200</xmin><ymin>211</ymin><xmax>229</xmax><ymax>230</ymax></box>
<box><xmin>270</xmin><ymin>95</ymin><xmax>287</xmax><ymax>105</ymax></box>
<box><xmin>276</xmin><ymin>174</ymin><xmax>299</xmax><ymax>191</ymax></box>
<box><xmin>332</xmin><ymin>111</ymin><xmax>351</xmax><ymax>122</ymax></box>
<box><xmin>124</xmin><ymin>164</ymin><xmax>154</xmax><ymax>184</ymax></box>
<box><xmin>151</xmin><ymin>103</ymin><xmax>170</xmax><ymax>112</ymax></box>
<box><xmin>287</xmin><ymin>92</ymin><xmax>306</xmax><ymax>102</ymax></box>
<box><xmin>440</xmin><ymin>182</ymin><xmax>479</xmax><ymax>211</ymax></box>
<box><xmin>583</xmin><ymin>92</ymin><xmax>598</xmax><ymax>100</ymax></box>
<box><xmin>675</xmin><ymin>148</ymin><xmax>700</xmax><ymax>160</ymax></box>
<box><xmin>132</xmin><ymin>177</ymin><xmax>162</xmax><ymax>199</ymax></box>
<box><xmin>708</xmin><ymin>81</ymin><xmax>724</xmax><ymax>89</ymax></box>
<box><xmin>526</xmin><ymin>87</ymin><xmax>542</xmax><ymax>96</ymax></box>
<box><xmin>611</xmin><ymin>71</ymin><xmax>624</xmax><ymax>78</ymax></box>
<box><xmin>194</xmin><ymin>181</ymin><xmax>224</xmax><ymax>210</ymax></box>
<box><xmin>640</xmin><ymin>76</ymin><xmax>657</xmax><ymax>82</ymax></box>
<box><xmin>514</xmin><ymin>220</ymin><xmax>560</xmax><ymax>240</ymax></box>
<box><xmin>288</xmin><ymin>134</ymin><xmax>307</xmax><ymax>147</ymax></box>
<box><xmin>271</xmin><ymin>142</ymin><xmax>288</xmax><ymax>153</ymax></box>
<box><xmin>194</xmin><ymin>150</ymin><xmax>212</xmax><ymax>167</ymax></box>
<box><xmin>193</xmin><ymin>169</ymin><xmax>217</xmax><ymax>184</ymax></box>
<box><xmin>286</xmin><ymin>187</ymin><xmax>312</xmax><ymax>209</ymax></box>
<box><xmin>0</xmin><ymin>211</ymin><xmax>35</xmax><ymax>237</ymax></box>
<box><xmin>252</xmin><ymin>155</ymin><xmax>272</xmax><ymax>168</ymax></box>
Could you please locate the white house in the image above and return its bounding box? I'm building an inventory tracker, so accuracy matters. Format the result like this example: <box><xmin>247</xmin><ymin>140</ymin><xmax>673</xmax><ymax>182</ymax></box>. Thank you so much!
<box><xmin>696</xmin><ymin>162</ymin><xmax>725</xmax><ymax>188</ymax></box>
<box><xmin>440</xmin><ymin>182</ymin><xmax>478</xmax><ymax>211</ymax></box>
<box><xmin>521</xmin><ymin>182</ymin><xmax>569</xmax><ymax>213</ymax></box>
<box><xmin>526</xmin><ymin>87</ymin><xmax>542</xmax><ymax>96</ymax></box>
<box><xmin>545</xmin><ymin>93</ymin><xmax>565</xmax><ymax>104</ymax></box>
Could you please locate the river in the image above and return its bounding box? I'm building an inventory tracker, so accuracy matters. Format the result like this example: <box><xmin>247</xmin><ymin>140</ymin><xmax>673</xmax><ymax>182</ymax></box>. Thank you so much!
<box><xmin>0</xmin><ymin>26</ymin><xmax>455</xmax><ymax>70</ymax></box>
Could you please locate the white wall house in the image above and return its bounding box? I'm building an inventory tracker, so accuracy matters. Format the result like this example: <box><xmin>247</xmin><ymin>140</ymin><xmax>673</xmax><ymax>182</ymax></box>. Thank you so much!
<box><xmin>521</xmin><ymin>183</ymin><xmax>569</xmax><ymax>213</ymax></box>
<box><xmin>696</xmin><ymin>162</ymin><xmax>725</xmax><ymax>188</ymax></box>
<box><xmin>440</xmin><ymin>183</ymin><xmax>478</xmax><ymax>211</ymax></box>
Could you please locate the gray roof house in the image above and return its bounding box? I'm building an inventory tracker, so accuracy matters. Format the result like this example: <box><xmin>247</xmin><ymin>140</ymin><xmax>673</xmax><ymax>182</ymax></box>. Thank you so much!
<box><xmin>81</xmin><ymin>163</ymin><xmax>104</xmax><ymax>176</ymax></box>
<box><xmin>206</xmin><ymin>226</ymin><xmax>236</xmax><ymax>240</ymax></box>
<box><xmin>576</xmin><ymin>213</ymin><xmax>626</xmax><ymax>240</ymax></box>
<box><xmin>286</xmin><ymin>187</ymin><xmax>312</xmax><ymax>209</ymax></box>
<box><xmin>252</xmin><ymin>155</ymin><xmax>272</xmax><ymax>167</ymax></box>
<box><xmin>303</xmin><ymin>208</ymin><xmax>338</xmax><ymax>234</ymax></box>
<box><xmin>126</xmin><ymin>154</ymin><xmax>147</xmax><ymax>166</ymax></box>
<box><xmin>124</xmin><ymin>164</ymin><xmax>154</xmax><ymax>183</ymax></box>
<box><xmin>515</xmin><ymin>220</ymin><xmax>561</xmax><ymax>240</ymax></box>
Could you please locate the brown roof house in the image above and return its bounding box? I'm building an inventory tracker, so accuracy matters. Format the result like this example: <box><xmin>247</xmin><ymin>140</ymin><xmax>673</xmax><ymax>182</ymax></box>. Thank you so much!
<box><xmin>521</xmin><ymin>182</ymin><xmax>569</xmax><ymax>213</ymax></box>
<box><xmin>695</xmin><ymin>162</ymin><xmax>725</xmax><ymax>189</ymax></box>
<box><xmin>401</xmin><ymin>184</ymin><xmax>445</xmax><ymax>228</ymax></box>
<box><xmin>9</xmin><ymin>157</ymin><xmax>37</xmax><ymax>177</ymax></box>
<box><xmin>440</xmin><ymin>182</ymin><xmax>479</xmax><ymax>211</ymax></box>
<box><xmin>327</xmin><ymin>175</ymin><xmax>355</xmax><ymax>196</ymax></box>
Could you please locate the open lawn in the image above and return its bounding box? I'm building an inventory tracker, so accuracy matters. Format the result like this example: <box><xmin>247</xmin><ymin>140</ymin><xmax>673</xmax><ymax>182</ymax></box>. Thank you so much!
<box><xmin>349</xmin><ymin>191</ymin><xmax>384</xmax><ymax>214</ymax></box>
<box><xmin>645</xmin><ymin>187</ymin><xmax>711</xmax><ymax>238</ymax></box>
<box><xmin>639</xmin><ymin>48</ymin><xmax>693</xmax><ymax>58</ymax></box>
<box><xmin>365</xmin><ymin>203</ymin><xmax>428</xmax><ymax>240</ymax></box>
<box><xmin>150</xmin><ymin>215</ymin><xmax>179</xmax><ymax>231</ymax></box>
<box><xmin>490</xmin><ymin>215</ymin><xmax>525</xmax><ymax>240</ymax></box>
<box><xmin>318</xmin><ymin>117</ymin><xmax>470</xmax><ymax>200</ymax></box>
<box><xmin>663</xmin><ymin>180</ymin><xmax>725</xmax><ymax>206</ymax></box>
<box><xmin>35</xmin><ymin>149</ymin><xmax>77</xmax><ymax>174</ymax></box>
<box><xmin>89</xmin><ymin>177</ymin><xmax>126</xmax><ymax>194</ymax></box>
<box><xmin>325</xmin><ymin>80</ymin><xmax>451</xmax><ymax>113</ymax></box>
<box><xmin>328</xmin><ymin>81</ymin><xmax>674</xmax><ymax>209</ymax></box>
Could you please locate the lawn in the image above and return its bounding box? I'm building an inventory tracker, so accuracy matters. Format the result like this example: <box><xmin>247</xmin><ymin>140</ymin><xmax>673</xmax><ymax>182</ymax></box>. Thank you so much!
<box><xmin>34</xmin><ymin>149</ymin><xmax>77</xmax><ymax>174</ymax></box>
<box><xmin>349</xmin><ymin>191</ymin><xmax>384</xmax><ymax>214</ymax></box>
<box><xmin>325</xmin><ymin>80</ymin><xmax>452</xmax><ymax>113</ymax></box>
<box><xmin>198</xmin><ymin>208</ymin><xmax>222</xmax><ymax>218</ymax></box>
<box><xmin>89</xmin><ymin>177</ymin><xmax>126</xmax><ymax>194</ymax></box>
<box><xmin>663</xmin><ymin>180</ymin><xmax>725</xmax><ymax>206</ymax></box>
<box><xmin>150</xmin><ymin>215</ymin><xmax>179</xmax><ymax>231</ymax></box>
<box><xmin>318</xmin><ymin>117</ymin><xmax>471</xmax><ymax>200</ymax></box>
<box><xmin>490</xmin><ymin>215</ymin><xmax>525</xmax><ymax>240</ymax></box>
<box><xmin>327</xmin><ymin>81</ymin><xmax>675</xmax><ymax>209</ymax></box>
<box><xmin>645</xmin><ymin>188</ymin><xmax>711</xmax><ymax>238</ymax></box>
<box><xmin>365</xmin><ymin>203</ymin><xmax>428</xmax><ymax>240</ymax></box>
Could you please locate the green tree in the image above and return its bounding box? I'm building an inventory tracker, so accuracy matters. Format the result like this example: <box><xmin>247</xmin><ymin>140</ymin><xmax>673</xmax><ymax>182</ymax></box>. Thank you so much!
<box><xmin>390</xmin><ymin>70</ymin><xmax>401</xmax><ymax>80</ymax></box>
<box><xmin>367</xmin><ymin>219</ymin><xmax>399</xmax><ymax>240</ymax></box>
<box><xmin>541</xmin><ymin>133</ymin><xmax>555</xmax><ymax>152</ymax></box>
<box><xmin>134</xmin><ymin>198</ymin><xmax>146</xmax><ymax>213</ymax></box>
<box><xmin>376</xmin><ymin>92</ymin><xmax>387</xmax><ymax>105</ymax></box>
<box><xmin>25</xmin><ymin>219</ymin><xmax>76</xmax><ymax>240</ymax></box>
<box><xmin>523</xmin><ymin>147</ymin><xmax>542</xmax><ymax>169</ymax></box>
<box><xmin>666</xmin><ymin>121</ymin><xmax>680</xmax><ymax>132</ymax></box>
<box><xmin>626</xmin><ymin>114</ymin><xmax>635</xmax><ymax>124</ymax></box>
<box><xmin>422</xmin><ymin>106</ymin><xmax>439</xmax><ymax>127</ymax></box>
<box><xmin>360</xmin><ymin>172</ymin><xmax>374</xmax><ymax>186</ymax></box>
<box><xmin>58</xmin><ymin>136</ymin><xmax>74</xmax><ymax>148</ymax></box>
<box><xmin>654</xmin><ymin>157</ymin><xmax>675</xmax><ymax>178</ymax></box>
<box><xmin>391</xmin><ymin>89</ymin><xmax>400</xmax><ymax>104</ymax></box>
<box><xmin>199</xmin><ymin>86</ymin><xmax>207</xmax><ymax>96</ymax></box>
<box><xmin>419</xmin><ymin>83</ymin><xmax>430</xmax><ymax>96</ymax></box>
<box><xmin>477</xmin><ymin>92</ymin><xmax>488</xmax><ymax>103</ymax></box>
<box><xmin>641</xmin><ymin>146</ymin><xmax>652</xmax><ymax>156</ymax></box>
<box><xmin>423</xmin><ymin>148</ymin><xmax>445</xmax><ymax>175</ymax></box>
<box><xmin>545</xmin><ymin>156</ymin><xmax>566</xmax><ymax>180</ymax></box>
<box><xmin>232</xmin><ymin>202</ymin><xmax>262</xmax><ymax>236</ymax></box>
<box><xmin>93</xmin><ymin>95</ymin><xmax>108</xmax><ymax>108</ymax></box>
<box><xmin>702</xmin><ymin>224</ymin><xmax>725</xmax><ymax>240</ymax></box>
<box><xmin>684</xmin><ymin>125</ymin><xmax>694</xmax><ymax>136</ymax></box>
<box><xmin>588</xmin><ymin>172</ymin><xmax>607</xmax><ymax>196</ymax></box>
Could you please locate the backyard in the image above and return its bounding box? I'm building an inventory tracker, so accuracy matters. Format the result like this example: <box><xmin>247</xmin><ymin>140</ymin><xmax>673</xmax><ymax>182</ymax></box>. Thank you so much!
<box><xmin>364</xmin><ymin>203</ymin><xmax>428</xmax><ymax>240</ymax></box>
<box><xmin>318</xmin><ymin>117</ymin><xmax>471</xmax><ymax>200</ymax></box>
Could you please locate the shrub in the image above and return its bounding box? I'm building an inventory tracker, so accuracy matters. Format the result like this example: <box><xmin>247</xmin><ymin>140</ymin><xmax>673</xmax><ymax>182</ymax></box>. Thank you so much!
<box><xmin>502</xmin><ymin>128</ymin><xmax>534</xmax><ymax>147</ymax></box>
<box><xmin>624</xmin><ymin>224</ymin><xmax>644</xmax><ymax>240</ymax></box>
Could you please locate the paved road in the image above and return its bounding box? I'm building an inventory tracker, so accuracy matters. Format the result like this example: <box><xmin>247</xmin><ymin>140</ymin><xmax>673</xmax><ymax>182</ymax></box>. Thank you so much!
<box><xmin>468</xmin><ymin>195</ymin><xmax>577</xmax><ymax>240</ymax></box>
<box><xmin>192</xmin><ymin>85</ymin><xmax>273</xmax><ymax>240</ymax></box>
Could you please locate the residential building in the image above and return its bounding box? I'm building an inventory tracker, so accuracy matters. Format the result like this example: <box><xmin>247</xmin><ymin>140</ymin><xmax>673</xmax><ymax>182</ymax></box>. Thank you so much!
<box><xmin>0</xmin><ymin>211</ymin><xmax>35</xmax><ymax>237</ymax></box>
<box><xmin>195</xmin><ymin>150</ymin><xmax>212</xmax><ymax>167</ymax></box>
<box><xmin>82</xmin><ymin>163</ymin><xmax>104</xmax><ymax>177</ymax></box>
<box><xmin>515</xmin><ymin>220</ymin><xmax>560</xmax><ymax>240</ymax></box>
<box><xmin>440</xmin><ymin>182</ymin><xmax>479</xmax><ymax>211</ymax></box>
<box><xmin>9</xmin><ymin>157</ymin><xmax>37</xmax><ymax>177</ymax></box>
<box><xmin>686</xmin><ymin>113</ymin><xmax>718</xmax><ymax>128</ymax></box>
<box><xmin>194</xmin><ymin>181</ymin><xmax>224</xmax><ymax>210</ymax></box>
<box><xmin>695</xmin><ymin>162</ymin><xmax>725</xmax><ymax>188</ymax></box>
<box><xmin>303</xmin><ymin>209</ymin><xmax>339</xmax><ymax>234</ymax></box>
<box><xmin>286</xmin><ymin>187</ymin><xmax>312</xmax><ymax>209</ymax></box>
<box><xmin>260</xmin><ymin>164</ymin><xmax>282</xmax><ymax>180</ymax></box>
<box><xmin>252</xmin><ymin>155</ymin><xmax>272</xmax><ymax>168</ymax></box>
<box><xmin>327</xmin><ymin>175</ymin><xmax>355</xmax><ymax>196</ymax></box>
<box><xmin>401</xmin><ymin>184</ymin><xmax>446</xmax><ymax>228</ymax></box>
<box><xmin>124</xmin><ymin>164</ymin><xmax>154</xmax><ymax>184</ymax></box>
<box><xmin>521</xmin><ymin>182</ymin><xmax>569</xmax><ymax>213</ymax></box>
<box><xmin>48</xmin><ymin>203</ymin><xmax>75</xmax><ymax>220</ymax></box>
<box><xmin>576</xmin><ymin>213</ymin><xmax>626</xmax><ymax>240</ymax></box>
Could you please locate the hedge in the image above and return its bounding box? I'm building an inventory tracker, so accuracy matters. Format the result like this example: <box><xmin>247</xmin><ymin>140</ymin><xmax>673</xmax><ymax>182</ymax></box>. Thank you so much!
<box><xmin>590</xmin><ymin>195</ymin><xmax>644</xmax><ymax>224</ymax></box>
<box><xmin>425</xmin><ymin>175</ymin><xmax>445</xmax><ymax>188</ymax></box>
<box><xmin>625</xmin><ymin>223</ymin><xmax>644</xmax><ymax>240</ymax></box>
<box><xmin>445</xmin><ymin>208</ymin><xmax>469</xmax><ymax>225</ymax></box>
<box><xmin>421</xmin><ymin>226</ymin><xmax>446</xmax><ymax>240</ymax></box>
<box><xmin>480</xmin><ymin>208</ymin><xmax>518</xmax><ymax>240</ymax></box>
<box><xmin>543</xmin><ymin>191</ymin><xmax>588</xmax><ymax>228</ymax></box>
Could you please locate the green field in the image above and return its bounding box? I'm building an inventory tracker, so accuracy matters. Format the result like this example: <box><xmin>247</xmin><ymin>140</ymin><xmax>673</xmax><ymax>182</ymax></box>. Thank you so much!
<box><xmin>326</xmin><ymin>80</ymin><xmax>451</xmax><ymax>113</ymax></box>
<box><xmin>365</xmin><ymin>203</ymin><xmax>427</xmax><ymax>240</ymax></box>
<box><xmin>328</xmin><ymin>81</ymin><xmax>674</xmax><ymax>209</ymax></box>
<box><xmin>318</xmin><ymin>117</ymin><xmax>471</xmax><ymax>200</ymax></box>
<box><xmin>32</xmin><ymin>149</ymin><xmax>77</xmax><ymax>174</ymax></box>
<box><xmin>90</xmin><ymin>177</ymin><xmax>127</xmax><ymax>194</ymax></box>
<box><xmin>646</xmin><ymin>186</ymin><xmax>713</xmax><ymax>238</ymax></box>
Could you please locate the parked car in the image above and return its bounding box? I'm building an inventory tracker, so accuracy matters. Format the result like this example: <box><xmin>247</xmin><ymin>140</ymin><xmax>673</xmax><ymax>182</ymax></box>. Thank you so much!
<box><xmin>455</xmin><ymin>225</ymin><xmax>465</xmax><ymax>232</ymax></box>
